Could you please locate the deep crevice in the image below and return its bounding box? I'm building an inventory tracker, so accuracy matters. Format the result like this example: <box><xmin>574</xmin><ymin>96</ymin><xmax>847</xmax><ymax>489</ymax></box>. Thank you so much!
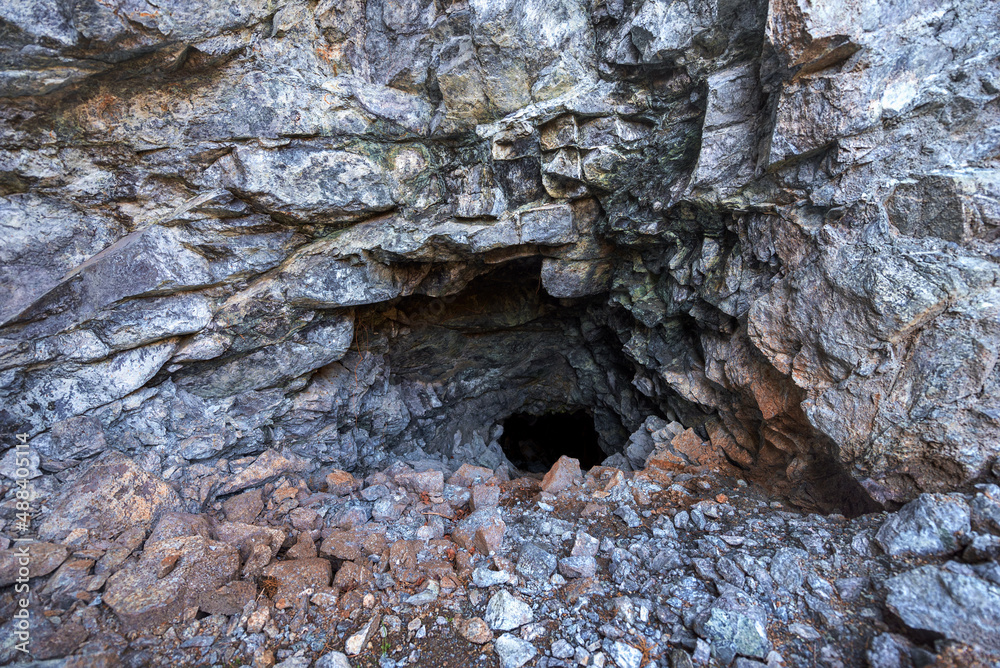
<box><xmin>500</xmin><ymin>410</ymin><xmax>605</xmax><ymax>474</ymax></box>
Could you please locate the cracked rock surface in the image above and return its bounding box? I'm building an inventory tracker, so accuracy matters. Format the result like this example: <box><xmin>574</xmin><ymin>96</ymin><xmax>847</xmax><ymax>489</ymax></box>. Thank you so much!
<box><xmin>0</xmin><ymin>0</ymin><xmax>998</xmax><ymax>506</ymax></box>
<box><xmin>1</xmin><ymin>0</ymin><xmax>1000</xmax><ymax>665</ymax></box>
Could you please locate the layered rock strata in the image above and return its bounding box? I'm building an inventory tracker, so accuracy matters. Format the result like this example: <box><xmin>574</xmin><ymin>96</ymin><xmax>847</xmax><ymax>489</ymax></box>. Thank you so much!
<box><xmin>1</xmin><ymin>0</ymin><xmax>999</xmax><ymax>520</ymax></box>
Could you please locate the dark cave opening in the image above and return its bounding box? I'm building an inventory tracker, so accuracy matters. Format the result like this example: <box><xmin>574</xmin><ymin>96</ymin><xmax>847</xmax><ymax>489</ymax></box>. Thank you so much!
<box><xmin>500</xmin><ymin>410</ymin><xmax>606</xmax><ymax>474</ymax></box>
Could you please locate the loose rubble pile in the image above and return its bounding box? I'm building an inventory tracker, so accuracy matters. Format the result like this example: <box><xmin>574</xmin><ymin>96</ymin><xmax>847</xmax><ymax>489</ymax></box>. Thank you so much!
<box><xmin>2</xmin><ymin>0</ymin><xmax>1000</xmax><ymax>520</ymax></box>
<box><xmin>2</xmin><ymin>420</ymin><xmax>999</xmax><ymax>668</ymax></box>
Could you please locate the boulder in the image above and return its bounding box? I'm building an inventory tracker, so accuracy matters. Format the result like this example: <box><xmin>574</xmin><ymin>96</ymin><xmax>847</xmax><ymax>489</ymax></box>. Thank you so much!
<box><xmin>886</xmin><ymin>564</ymin><xmax>1000</xmax><ymax>651</ymax></box>
<box><xmin>104</xmin><ymin>536</ymin><xmax>240</xmax><ymax>631</ymax></box>
<box><xmin>875</xmin><ymin>494</ymin><xmax>970</xmax><ymax>557</ymax></box>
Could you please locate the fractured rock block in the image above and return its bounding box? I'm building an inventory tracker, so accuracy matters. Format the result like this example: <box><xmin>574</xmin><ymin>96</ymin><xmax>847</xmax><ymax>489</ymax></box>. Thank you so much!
<box><xmin>539</xmin><ymin>115</ymin><xmax>578</xmax><ymax>151</ymax></box>
<box><xmin>515</xmin><ymin>543</ymin><xmax>557</xmax><ymax>583</ymax></box>
<box><xmin>217</xmin><ymin>449</ymin><xmax>310</xmax><ymax>496</ymax></box>
<box><xmin>558</xmin><ymin>556</ymin><xmax>597</xmax><ymax>579</ymax></box>
<box><xmin>325</xmin><ymin>470</ymin><xmax>361</xmax><ymax>496</ymax></box>
<box><xmin>219</xmin><ymin>146</ymin><xmax>397</xmax><ymax>223</ymax></box>
<box><xmin>263</xmin><ymin>557</ymin><xmax>332</xmax><ymax>600</ymax></box>
<box><xmin>0</xmin><ymin>542</ymin><xmax>69</xmax><ymax>586</ymax></box>
<box><xmin>104</xmin><ymin>536</ymin><xmax>240</xmax><ymax>632</ymax></box>
<box><xmin>320</xmin><ymin>530</ymin><xmax>364</xmax><ymax>561</ymax></box>
<box><xmin>199</xmin><ymin>580</ymin><xmax>256</xmax><ymax>616</ymax></box>
<box><xmin>519</xmin><ymin>204</ymin><xmax>577</xmax><ymax>246</ymax></box>
<box><xmin>540</xmin><ymin>455</ymin><xmax>582</xmax><ymax>494</ymax></box>
<box><xmin>147</xmin><ymin>511</ymin><xmax>215</xmax><ymax>543</ymax></box>
<box><xmin>452</xmin><ymin>509</ymin><xmax>506</xmax><ymax>554</ymax></box>
<box><xmin>448</xmin><ymin>463</ymin><xmax>497</xmax><ymax>488</ymax></box>
<box><xmin>471</xmin><ymin>483</ymin><xmax>500</xmax><ymax>510</ymax></box>
<box><xmin>540</xmin><ymin>258</ymin><xmax>611</xmax><ymax>298</ymax></box>
<box><xmin>395</xmin><ymin>468</ymin><xmax>445</xmax><ymax>495</ymax></box>
<box><xmin>223</xmin><ymin>489</ymin><xmax>264</xmax><ymax>523</ymax></box>
<box><xmin>332</xmin><ymin>560</ymin><xmax>373</xmax><ymax>591</ymax></box>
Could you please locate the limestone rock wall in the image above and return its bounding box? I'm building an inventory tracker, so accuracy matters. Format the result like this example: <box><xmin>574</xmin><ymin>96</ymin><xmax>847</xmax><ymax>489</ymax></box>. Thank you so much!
<box><xmin>1</xmin><ymin>0</ymin><xmax>998</xmax><ymax>508</ymax></box>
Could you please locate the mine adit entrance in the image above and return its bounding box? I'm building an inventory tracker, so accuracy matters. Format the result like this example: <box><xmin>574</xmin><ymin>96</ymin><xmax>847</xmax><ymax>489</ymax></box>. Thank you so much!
<box><xmin>499</xmin><ymin>409</ymin><xmax>606</xmax><ymax>473</ymax></box>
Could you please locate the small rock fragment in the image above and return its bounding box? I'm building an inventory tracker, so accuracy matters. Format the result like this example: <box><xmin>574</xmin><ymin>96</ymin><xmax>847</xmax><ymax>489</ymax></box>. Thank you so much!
<box><xmin>558</xmin><ymin>556</ymin><xmax>598</xmax><ymax>579</ymax></box>
<box><xmin>495</xmin><ymin>633</ymin><xmax>537</xmax><ymax>668</ymax></box>
<box><xmin>345</xmin><ymin>614</ymin><xmax>381</xmax><ymax>656</ymax></box>
<box><xmin>515</xmin><ymin>543</ymin><xmax>557</xmax><ymax>583</ymax></box>
<box><xmin>457</xmin><ymin>616</ymin><xmax>493</xmax><ymax>644</ymax></box>
<box><xmin>485</xmin><ymin>590</ymin><xmax>533</xmax><ymax>631</ymax></box>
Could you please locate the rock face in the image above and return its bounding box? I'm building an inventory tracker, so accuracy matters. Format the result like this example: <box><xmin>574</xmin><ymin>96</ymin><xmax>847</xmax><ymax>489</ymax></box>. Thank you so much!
<box><xmin>36</xmin><ymin>451</ymin><xmax>182</xmax><ymax>542</ymax></box>
<box><xmin>0</xmin><ymin>0</ymin><xmax>999</xmax><ymax>526</ymax></box>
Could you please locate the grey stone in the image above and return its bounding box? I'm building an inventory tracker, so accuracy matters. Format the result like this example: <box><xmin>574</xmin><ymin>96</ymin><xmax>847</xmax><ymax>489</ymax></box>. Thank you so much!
<box><xmin>970</xmin><ymin>486</ymin><xmax>1000</xmax><ymax>535</ymax></box>
<box><xmin>651</xmin><ymin>549</ymin><xmax>684</xmax><ymax>573</ymax></box>
<box><xmin>485</xmin><ymin>590</ymin><xmax>533</xmax><ymax>631</ymax></box>
<box><xmin>220</xmin><ymin>146</ymin><xmax>397</xmax><ymax>223</ymax></box>
<box><xmin>472</xmin><ymin>566</ymin><xmax>514</xmax><ymax>588</ymax></box>
<box><xmin>865</xmin><ymin>633</ymin><xmax>910</xmax><ymax>668</ymax></box>
<box><xmin>875</xmin><ymin>493</ymin><xmax>970</xmax><ymax>556</ymax></box>
<box><xmin>571</xmin><ymin>531</ymin><xmax>600</xmax><ymax>558</ymax></box>
<box><xmin>346</xmin><ymin>614</ymin><xmax>381</xmax><ymax>656</ymax></box>
<box><xmin>516</xmin><ymin>543</ymin><xmax>557</xmax><ymax>583</ymax></box>
<box><xmin>609</xmin><ymin>640</ymin><xmax>643</xmax><ymax>668</ymax></box>
<box><xmin>963</xmin><ymin>533</ymin><xmax>1000</xmax><ymax>563</ymax></box>
<box><xmin>769</xmin><ymin>548</ymin><xmax>809</xmax><ymax>593</ymax></box>
<box><xmin>615</xmin><ymin>505</ymin><xmax>643</xmax><ymax>528</ymax></box>
<box><xmin>315</xmin><ymin>652</ymin><xmax>351</xmax><ymax>668</ymax></box>
<box><xmin>494</xmin><ymin>633</ymin><xmax>537</xmax><ymax>668</ymax></box>
<box><xmin>699</xmin><ymin>608</ymin><xmax>771</xmax><ymax>664</ymax></box>
<box><xmin>551</xmin><ymin>639</ymin><xmax>574</xmax><ymax>660</ymax></box>
<box><xmin>885</xmin><ymin>564</ymin><xmax>1000</xmax><ymax>651</ymax></box>
<box><xmin>274</xmin><ymin>658</ymin><xmax>312</xmax><ymax>668</ymax></box>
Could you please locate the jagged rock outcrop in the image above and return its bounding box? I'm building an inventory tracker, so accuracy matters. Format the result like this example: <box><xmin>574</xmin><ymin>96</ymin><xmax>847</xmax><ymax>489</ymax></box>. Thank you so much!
<box><xmin>0</xmin><ymin>0</ymin><xmax>998</xmax><ymax>521</ymax></box>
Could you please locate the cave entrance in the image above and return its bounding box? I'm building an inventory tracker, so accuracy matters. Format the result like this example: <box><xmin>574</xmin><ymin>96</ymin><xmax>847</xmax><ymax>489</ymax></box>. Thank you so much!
<box><xmin>500</xmin><ymin>410</ymin><xmax>605</xmax><ymax>473</ymax></box>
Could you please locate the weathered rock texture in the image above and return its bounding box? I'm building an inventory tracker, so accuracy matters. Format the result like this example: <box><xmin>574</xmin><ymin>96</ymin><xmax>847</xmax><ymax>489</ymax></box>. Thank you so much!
<box><xmin>1</xmin><ymin>0</ymin><xmax>999</xmax><ymax>511</ymax></box>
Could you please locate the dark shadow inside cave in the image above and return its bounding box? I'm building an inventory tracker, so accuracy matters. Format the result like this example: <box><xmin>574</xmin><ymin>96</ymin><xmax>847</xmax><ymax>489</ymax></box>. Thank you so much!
<box><xmin>500</xmin><ymin>410</ymin><xmax>605</xmax><ymax>473</ymax></box>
